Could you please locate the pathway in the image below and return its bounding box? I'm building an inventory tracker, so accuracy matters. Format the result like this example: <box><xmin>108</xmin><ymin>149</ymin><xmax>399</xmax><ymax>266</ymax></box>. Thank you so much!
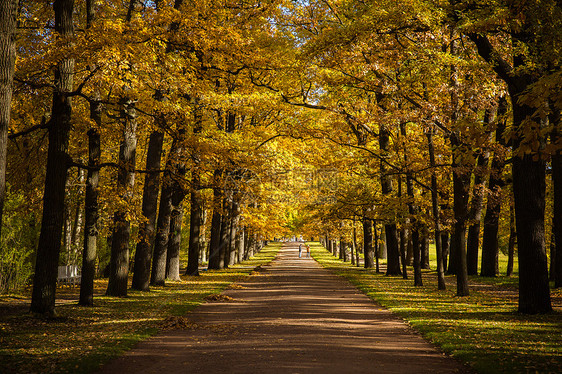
<box><xmin>97</xmin><ymin>243</ymin><xmax>472</xmax><ymax>373</ymax></box>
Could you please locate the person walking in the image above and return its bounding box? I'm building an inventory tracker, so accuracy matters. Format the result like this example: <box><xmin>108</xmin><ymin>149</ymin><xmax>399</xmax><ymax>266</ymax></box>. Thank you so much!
<box><xmin>306</xmin><ymin>244</ymin><xmax>310</xmax><ymax>258</ymax></box>
<box><xmin>299</xmin><ymin>243</ymin><xmax>302</xmax><ymax>258</ymax></box>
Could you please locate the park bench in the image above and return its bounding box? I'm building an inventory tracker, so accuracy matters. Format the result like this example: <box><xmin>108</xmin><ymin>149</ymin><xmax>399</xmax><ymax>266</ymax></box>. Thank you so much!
<box><xmin>57</xmin><ymin>265</ymin><xmax>81</xmax><ymax>286</ymax></box>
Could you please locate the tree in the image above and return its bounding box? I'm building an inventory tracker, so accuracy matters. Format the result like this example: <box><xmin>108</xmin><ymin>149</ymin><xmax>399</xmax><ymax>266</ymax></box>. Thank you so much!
<box><xmin>0</xmin><ymin>0</ymin><xmax>17</xmax><ymax>238</ymax></box>
<box><xmin>463</xmin><ymin>3</ymin><xmax>553</xmax><ymax>313</ymax></box>
<box><xmin>31</xmin><ymin>0</ymin><xmax>75</xmax><ymax>316</ymax></box>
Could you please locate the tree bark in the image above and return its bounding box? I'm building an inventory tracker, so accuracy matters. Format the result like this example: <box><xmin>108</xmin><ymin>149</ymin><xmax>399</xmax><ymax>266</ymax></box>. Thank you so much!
<box><xmin>481</xmin><ymin>99</ymin><xmax>507</xmax><ymax>277</ymax></box>
<box><xmin>363</xmin><ymin>218</ymin><xmax>374</xmax><ymax>268</ymax></box>
<box><xmin>207</xmin><ymin>169</ymin><xmax>223</xmax><ymax>270</ymax></box>
<box><xmin>426</xmin><ymin>128</ymin><xmax>446</xmax><ymax>289</ymax></box>
<box><xmin>79</xmin><ymin>0</ymin><xmax>99</xmax><ymax>306</ymax></box>
<box><xmin>31</xmin><ymin>0</ymin><xmax>75</xmax><ymax>315</ymax></box>
<box><xmin>237</xmin><ymin>225</ymin><xmax>244</xmax><ymax>264</ymax></box>
<box><xmin>150</xmin><ymin>139</ymin><xmax>181</xmax><ymax>286</ymax></box>
<box><xmin>132</xmin><ymin>130</ymin><xmax>164</xmax><ymax>291</ymax></box>
<box><xmin>379</xmin><ymin>124</ymin><xmax>401</xmax><ymax>275</ymax></box>
<box><xmin>450</xmin><ymin>134</ymin><xmax>470</xmax><ymax>297</ymax></box>
<box><xmin>0</xmin><ymin>0</ymin><xmax>16</xmax><ymax>238</ymax></box>
<box><xmin>186</xmin><ymin>186</ymin><xmax>202</xmax><ymax>276</ymax></box>
<box><xmin>166</xmin><ymin>198</ymin><xmax>183</xmax><ymax>280</ymax></box>
<box><xmin>374</xmin><ymin>222</ymin><xmax>380</xmax><ymax>273</ymax></box>
<box><xmin>106</xmin><ymin>96</ymin><xmax>137</xmax><ymax>297</ymax></box>
<box><xmin>79</xmin><ymin>128</ymin><xmax>100</xmax><ymax>306</ymax></box>
<box><xmin>549</xmin><ymin>109</ymin><xmax>562</xmax><ymax>288</ymax></box>
<box><xmin>469</xmin><ymin>31</ymin><xmax>551</xmax><ymax>313</ymax></box>
<box><xmin>467</xmin><ymin>129</ymin><xmax>491</xmax><ymax>275</ymax></box>
<box><xmin>219</xmin><ymin>196</ymin><xmax>231</xmax><ymax>269</ymax></box>
<box><xmin>507</xmin><ymin>201</ymin><xmax>516</xmax><ymax>277</ymax></box>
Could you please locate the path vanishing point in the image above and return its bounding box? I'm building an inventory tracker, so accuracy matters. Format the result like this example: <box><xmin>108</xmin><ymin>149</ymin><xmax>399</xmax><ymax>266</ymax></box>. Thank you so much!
<box><xmin>97</xmin><ymin>243</ymin><xmax>473</xmax><ymax>374</ymax></box>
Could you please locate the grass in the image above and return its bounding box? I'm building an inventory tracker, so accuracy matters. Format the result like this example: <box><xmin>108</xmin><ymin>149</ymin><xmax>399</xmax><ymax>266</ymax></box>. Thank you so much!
<box><xmin>0</xmin><ymin>242</ymin><xmax>280</xmax><ymax>374</ymax></box>
<box><xmin>311</xmin><ymin>242</ymin><xmax>562</xmax><ymax>374</ymax></box>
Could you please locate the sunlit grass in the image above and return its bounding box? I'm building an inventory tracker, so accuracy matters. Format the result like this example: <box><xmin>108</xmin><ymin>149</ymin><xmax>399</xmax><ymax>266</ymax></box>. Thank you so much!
<box><xmin>0</xmin><ymin>243</ymin><xmax>280</xmax><ymax>374</ymax></box>
<box><xmin>311</xmin><ymin>242</ymin><xmax>562</xmax><ymax>374</ymax></box>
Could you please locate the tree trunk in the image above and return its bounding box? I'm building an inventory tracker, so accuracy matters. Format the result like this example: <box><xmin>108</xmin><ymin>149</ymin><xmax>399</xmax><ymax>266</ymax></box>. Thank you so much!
<box><xmin>426</xmin><ymin>128</ymin><xmax>446</xmax><ymax>290</ymax></box>
<box><xmin>399</xmin><ymin>226</ymin><xmax>408</xmax><ymax>278</ymax></box>
<box><xmin>507</xmin><ymin>202</ymin><xmax>516</xmax><ymax>277</ymax></box>
<box><xmin>450</xmin><ymin>133</ymin><xmax>470</xmax><ymax>297</ymax></box>
<box><xmin>208</xmin><ymin>170</ymin><xmax>223</xmax><ymax>270</ymax></box>
<box><xmin>411</xmin><ymin>227</ymin><xmax>422</xmax><ymax>287</ymax></box>
<box><xmin>237</xmin><ymin>225</ymin><xmax>244</xmax><ymax>264</ymax></box>
<box><xmin>186</xmin><ymin>182</ymin><xmax>202</xmax><ymax>276</ymax></box>
<box><xmin>374</xmin><ymin>222</ymin><xmax>380</xmax><ymax>273</ymax></box>
<box><xmin>469</xmin><ymin>32</ymin><xmax>551</xmax><ymax>313</ymax></box>
<box><xmin>466</xmin><ymin>154</ymin><xmax>488</xmax><ymax>275</ymax></box>
<box><xmin>363</xmin><ymin>218</ymin><xmax>374</xmax><ymax>268</ymax></box>
<box><xmin>106</xmin><ymin>96</ymin><xmax>137</xmax><ymax>297</ymax></box>
<box><xmin>481</xmin><ymin>99</ymin><xmax>507</xmax><ymax>277</ymax></box>
<box><xmin>467</xmin><ymin>110</ymin><xmax>493</xmax><ymax>275</ymax></box>
<box><xmin>150</xmin><ymin>140</ymin><xmax>181</xmax><ymax>286</ymax></box>
<box><xmin>511</xmin><ymin>99</ymin><xmax>551</xmax><ymax>313</ymax></box>
<box><xmin>549</xmin><ymin>110</ymin><xmax>562</xmax><ymax>288</ymax></box>
<box><xmin>31</xmin><ymin>0</ymin><xmax>75</xmax><ymax>315</ymax></box>
<box><xmin>79</xmin><ymin>127</ymin><xmax>100</xmax><ymax>306</ymax></box>
<box><xmin>132</xmin><ymin>130</ymin><xmax>164</xmax><ymax>291</ymax></box>
<box><xmin>379</xmin><ymin>124</ymin><xmax>401</xmax><ymax>275</ymax></box>
<box><xmin>166</xmin><ymin>198</ymin><xmax>183</xmax><ymax>280</ymax></box>
<box><xmin>420</xmin><ymin>228</ymin><xmax>430</xmax><ymax>270</ymax></box>
<box><xmin>228</xmin><ymin>198</ymin><xmax>240</xmax><ymax>266</ymax></box>
<box><xmin>441</xmin><ymin>232</ymin><xmax>449</xmax><ymax>273</ymax></box>
<box><xmin>353</xmin><ymin>222</ymin><xmax>360</xmax><ymax>266</ymax></box>
<box><xmin>0</xmin><ymin>0</ymin><xmax>16</xmax><ymax>238</ymax></box>
<box><xmin>219</xmin><ymin>198</ymin><xmax>231</xmax><ymax>269</ymax></box>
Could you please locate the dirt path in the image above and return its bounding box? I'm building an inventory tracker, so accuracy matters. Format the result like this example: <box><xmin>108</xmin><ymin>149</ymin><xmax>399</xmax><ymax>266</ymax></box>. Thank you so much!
<box><xmin>97</xmin><ymin>243</ymin><xmax>472</xmax><ymax>374</ymax></box>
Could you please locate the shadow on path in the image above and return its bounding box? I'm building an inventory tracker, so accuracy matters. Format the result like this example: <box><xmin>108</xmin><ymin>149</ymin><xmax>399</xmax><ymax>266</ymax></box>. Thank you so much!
<box><xmin>97</xmin><ymin>243</ymin><xmax>472</xmax><ymax>374</ymax></box>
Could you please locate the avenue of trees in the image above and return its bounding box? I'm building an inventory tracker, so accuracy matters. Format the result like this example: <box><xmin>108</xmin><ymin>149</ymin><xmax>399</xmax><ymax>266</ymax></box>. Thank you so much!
<box><xmin>0</xmin><ymin>0</ymin><xmax>560</xmax><ymax>316</ymax></box>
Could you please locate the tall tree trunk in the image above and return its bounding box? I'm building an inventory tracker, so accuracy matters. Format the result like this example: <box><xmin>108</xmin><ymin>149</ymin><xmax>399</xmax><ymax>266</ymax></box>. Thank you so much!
<box><xmin>421</xmin><ymin>229</ymin><xmax>430</xmax><ymax>269</ymax></box>
<box><xmin>549</xmin><ymin>108</ymin><xmax>562</xmax><ymax>288</ymax></box>
<box><xmin>237</xmin><ymin>225</ymin><xmax>244</xmax><ymax>264</ymax></box>
<box><xmin>132</xmin><ymin>130</ymin><xmax>164</xmax><ymax>291</ymax></box>
<box><xmin>374</xmin><ymin>222</ymin><xmax>380</xmax><ymax>273</ymax></box>
<box><xmin>511</xmin><ymin>102</ymin><xmax>551</xmax><ymax>313</ymax></box>
<box><xmin>363</xmin><ymin>218</ymin><xmax>374</xmax><ymax>268</ymax></box>
<box><xmin>427</xmin><ymin>128</ymin><xmax>446</xmax><ymax>289</ymax></box>
<box><xmin>467</xmin><ymin>108</ymin><xmax>494</xmax><ymax>275</ymax></box>
<box><xmin>379</xmin><ymin>124</ymin><xmax>401</xmax><ymax>275</ymax></box>
<box><xmin>186</xmin><ymin>186</ymin><xmax>202</xmax><ymax>276</ymax></box>
<box><xmin>219</xmin><ymin>197</ymin><xmax>231</xmax><ymax>269</ymax></box>
<box><xmin>481</xmin><ymin>99</ymin><xmax>507</xmax><ymax>277</ymax></box>
<box><xmin>79</xmin><ymin>127</ymin><xmax>100</xmax><ymax>306</ymax></box>
<box><xmin>150</xmin><ymin>139</ymin><xmax>181</xmax><ymax>286</ymax></box>
<box><xmin>106</xmin><ymin>96</ymin><xmax>137</xmax><ymax>297</ymax></box>
<box><xmin>0</xmin><ymin>0</ymin><xmax>17</xmax><ymax>238</ymax></box>
<box><xmin>450</xmin><ymin>133</ymin><xmax>470</xmax><ymax>297</ymax></box>
<box><xmin>507</xmin><ymin>201</ymin><xmax>516</xmax><ymax>277</ymax></box>
<box><xmin>31</xmin><ymin>0</ymin><xmax>75</xmax><ymax>315</ymax></box>
<box><xmin>469</xmin><ymin>32</ymin><xmax>551</xmax><ymax>313</ymax></box>
<box><xmin>466</xmin><ymin>145</ymin><xmax>489</xmax><ymax>275</ymax></box>
<box><xmin>353</xmin><ymin>221</ymin><xmax>360</xmax><ymax>267</ymax></box>
<box><xmin>339</xmin><ymin>237</ymin><xmax>344</xmax><ymax>260</ymax></box>
<box><xmin>166</xmin><ymin>198</ymin><xmax>183</xmax><ymax>280</ymax></box>
<box><xmin>207</xmin><ymin>169</ymin><xmax>222</xmax><ymax>270</ymax></box>
<box><xmin>441</xmin><ymin>232</ymin><xmax>449</xmax><ymax>273</ymax></box>
<box><xmin>79</xmin><ymin>1</ymin><xmax>99</xmax><ymax>306</ymax></box>
<box><xmin>228</xmin><ymin>198</ymin><xmax>240</xmax><ymax>265</ymax></box>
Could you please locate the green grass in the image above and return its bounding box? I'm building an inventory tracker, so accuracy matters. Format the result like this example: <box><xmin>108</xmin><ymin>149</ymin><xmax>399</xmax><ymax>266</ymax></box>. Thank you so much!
<box><xmin>311</xmin><ymin>242</ymin><xmax>562</xmax><ymax>374</ymax></box>
<box><xmin>0</xmin><ymin>243</ymin><xmax>280</xmax><ymax>374</ymax></box>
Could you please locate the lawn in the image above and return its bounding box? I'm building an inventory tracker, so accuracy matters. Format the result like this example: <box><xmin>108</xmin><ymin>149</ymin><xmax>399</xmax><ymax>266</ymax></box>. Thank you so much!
<box><xmin>311</xmin><ymin>242</ymin><xmax>562</xmax><ymax>374</ymax></box>
<box><xmin>0</xmin><ymin>243</ymin><xmax>280</xmax><ymax>374</ymax></box>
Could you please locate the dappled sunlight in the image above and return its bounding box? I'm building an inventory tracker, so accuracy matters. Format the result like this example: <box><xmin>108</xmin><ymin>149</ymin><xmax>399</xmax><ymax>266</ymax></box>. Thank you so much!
<box><xmin>313</xmin><ymin>245</ymin><xmax>562</xmax><ymax>373</ymax></box>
